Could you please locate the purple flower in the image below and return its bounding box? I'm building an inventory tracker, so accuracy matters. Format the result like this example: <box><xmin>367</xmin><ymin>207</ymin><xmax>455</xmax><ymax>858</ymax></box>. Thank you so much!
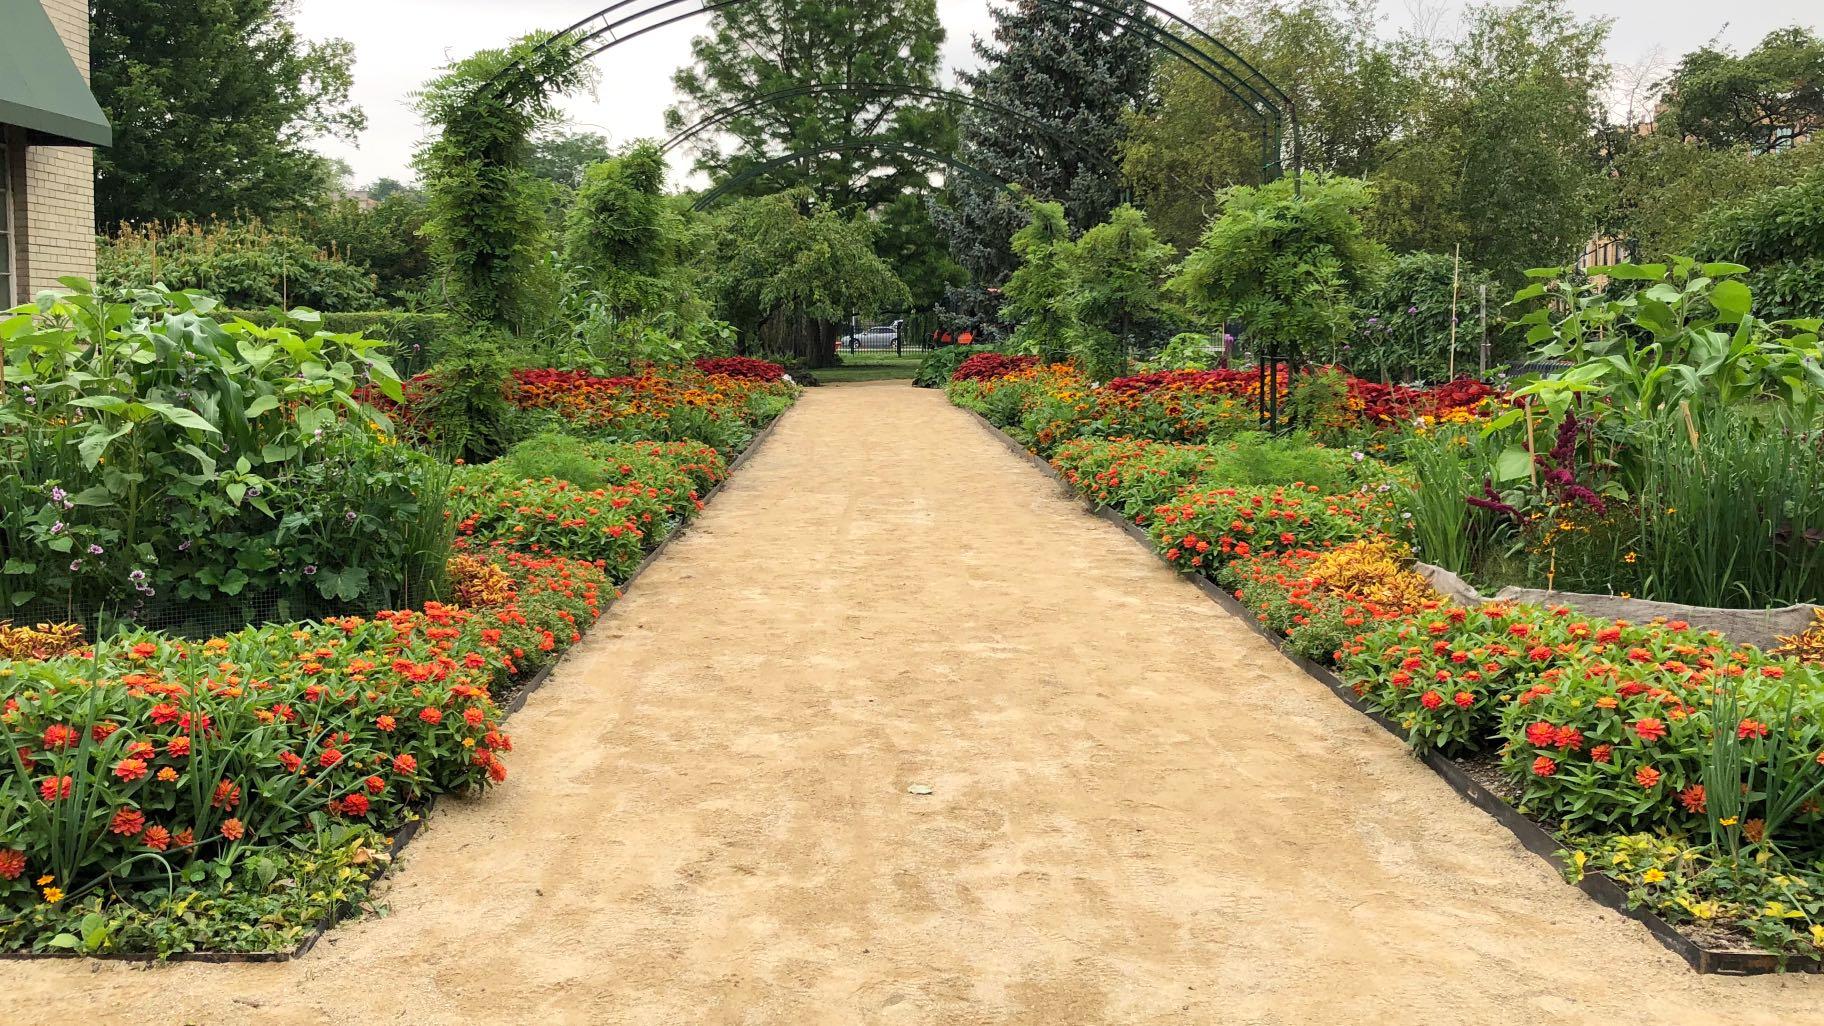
<box><xmin>344</xmin><ymin>510</ymin><xmax>358</xmax><ymax>523</ymax></box>
<box><xmin>129</xmin><ymin>569</ymin><xmax>147</xmax><ymax>582</ymax></box>
<box><xmin>49</xmin><ymin>487</ymin><xmax>67</xmax><ymax>503</ymax></box>
<box><xmin>1367</xmin><ymin>317</ymin><xmax>1380</xmax><ymax>325</ymax></box>
<box><xmin>49</xmin><ymin>521</ymin><xmax>64</xmax><ymax>535</ymax></box>
<box><xmin>69</xmin><ymin>559</ymin><xmax>82</xmax><ymax>572</ymax></box>
<box><xmin>87</xmin><ymin>544</ymin><xmax>104</xmax><ymax>555</ymax></box>
<box><xmin>303</xmin><ymin>564</ymin><xmax>318</xmax><ymax>576</ymax></box>
<box><xmin>1407</xmin><ymin>306</ymin><xmax>1419</xmax><ymax>315</ymax></box>
<box><xmin>1352</xmin><ymin>451</ymin><xmax>1366</xmax><ymax>462</ymax></box>
<box><xmin>178</xmin><ymin>539</ymin><xmax>192</xmax><ymax>552</ymax></box>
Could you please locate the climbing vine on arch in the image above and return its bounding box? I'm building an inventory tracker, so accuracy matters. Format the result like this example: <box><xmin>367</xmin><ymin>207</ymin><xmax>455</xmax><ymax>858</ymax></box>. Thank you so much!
<box><xmin>414</xmin><ymin>33</ymin><xmax>598</xmax><ymax>329</ymax></box>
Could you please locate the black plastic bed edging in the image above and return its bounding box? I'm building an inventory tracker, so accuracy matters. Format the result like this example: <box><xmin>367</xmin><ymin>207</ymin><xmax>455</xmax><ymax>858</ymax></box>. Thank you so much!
<box><xmin>960</xmin><ymin>406</ymin><xmax>1822</xmax><ymax>977</ymax></box>
<box><xmin>0</xmin><ymin>406</ymin><xmax>799</xmax><ymax>966</ymax></box>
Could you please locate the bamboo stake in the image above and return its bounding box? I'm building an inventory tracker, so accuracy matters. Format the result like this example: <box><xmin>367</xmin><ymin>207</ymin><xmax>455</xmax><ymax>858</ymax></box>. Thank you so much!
<box><xmin>1448</xmin><ymin>243</ymin><xmax>1462</xmax><ymax>380</ymax></box>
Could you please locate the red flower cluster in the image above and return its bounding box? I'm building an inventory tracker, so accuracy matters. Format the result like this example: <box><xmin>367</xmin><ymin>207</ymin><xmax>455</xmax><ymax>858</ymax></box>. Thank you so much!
<box><xmin>694</xmin><ymin>356</ymin><xmax>786</xmax><ymax>381</ymax></box>
<box><xmin>951</xmin><ymin>353</ymin><xmax>1039</xmax><ymax>382</ymax></box>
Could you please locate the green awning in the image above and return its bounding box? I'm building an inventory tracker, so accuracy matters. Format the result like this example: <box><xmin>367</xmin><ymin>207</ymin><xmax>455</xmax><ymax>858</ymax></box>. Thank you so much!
<box><xmin>0</xmin><ymin>0</ymin><xmax>110</xmax><ymax>146</ymax></box>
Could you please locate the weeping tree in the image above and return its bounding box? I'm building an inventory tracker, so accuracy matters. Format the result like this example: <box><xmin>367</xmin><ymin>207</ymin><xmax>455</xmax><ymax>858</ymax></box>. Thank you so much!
<box><xmin>1001</xmin><ymin>198</ymin><xmax>1076</xmax><ymax>363</ymax></box>
<box><xmin>414</xmin><ymin>34</ymin><xmax>597</xmax><ymax>329</ymax></box>
<box><xmin>1170</xmin><ymin>175</ymin><xmax>1385</xmax><ymax>365</ymax></box>
<box><xmin>1062</xmin><ymin>204</ymin><xmax>1172</xmax><ymax>381</ymax></box>
<box><xmin>700</xmin><ymin>191</ymin><xmax>910</xmax><ymax>367</ymax></box>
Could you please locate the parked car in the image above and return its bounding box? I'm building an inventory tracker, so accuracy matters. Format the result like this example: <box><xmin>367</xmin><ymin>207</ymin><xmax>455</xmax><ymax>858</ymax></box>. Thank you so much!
<box><xmin>845</xmin><ymin>321</ymin><xmax>902</xmax><ymax>349</ymax></box>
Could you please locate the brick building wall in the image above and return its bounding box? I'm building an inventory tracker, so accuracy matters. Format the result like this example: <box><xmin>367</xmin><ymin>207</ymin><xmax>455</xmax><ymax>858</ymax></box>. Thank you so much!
<box><xmin>7</xmin><ymin>0</ymin><xmax>98</xmax><ymax>302</ymax></box>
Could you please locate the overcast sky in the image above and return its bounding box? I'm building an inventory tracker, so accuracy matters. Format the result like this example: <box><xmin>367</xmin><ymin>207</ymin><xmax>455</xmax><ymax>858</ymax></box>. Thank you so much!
<box><xmin>292</xmin><ymin>0</ymin><xmax>1822</xmax><ymax>188</ymax></box>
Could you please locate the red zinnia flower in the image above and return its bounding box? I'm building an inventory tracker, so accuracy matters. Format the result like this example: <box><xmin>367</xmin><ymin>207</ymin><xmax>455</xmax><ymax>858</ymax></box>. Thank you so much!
<box><xmin>109</xmin><ymin>807</ymin><xmax>147</xmax><ymax>836</ymax></box>
<box><xmin>113</xmin><ymin>758</ymin><xmax>149</xmax><ymax>783</ymax></box>
<box><xmin>1590</xmin><ymin>744</ymin><xmax>1612</xmax><ymax>764</ymax></box>
<box><xmin>38</xmin><ymin>775</ymin><xmax>73</xmax><ymax>802</ymax></box>
<box><xmin>142</xmin><ymin>825</ymin><xmax>172</xmax><ymax>851</ymax></box>
<box><xmin>1679</xmin><ymin>784</ymin><xmax>1706</xmax><ymax>814</ymax></box>
<box><xmin>365</xmin><ymin>775</ymin><xmax>385</xmax><ymax>795</ymax></box>
<box><xmin>375</xmin><ymin>714</ymin><xmax>397</xmax><ymax>732</ymax></box>
<box><xmin>1737</xmin><ymin>719</ymin><xmax>1770</xmax><ymax>740</ymax></box>
<box><xmin>221</xmin><ymin>818</ymin><xmax>246</xmax><ymax>841</ymax></box>
<box><xmin>1454</xmin><ymin>692</ymin><xmax>1475</xmax><ymax>708</ymax></box>
<box><xmin>1633</xmin><ymin>718</ymin><xmax>1667</xmax><ymax>743</ymax></box>
<box><xmin>212</xmin><ymin>779</ymin><xmax>242</xmax><ymax>810</ymax></box>
<box><xmin>1635</xmin><ymin>766</ymin><xmax>1661</xmax><ymax>788</ymax></box>
<box><xmin>340</xmin><ymin>793</ymin><xmax>370</xmax><ymax>817</ymax></box>
<box><xmin>1524</xmin><ymin>722</ymin><xmax>1556</xmax><ymax>747</ymax></box>
<box><xmin>1420</xmin><ymin>690</ymin><xmax>1444</xmax><ymax>710</ymax></box>
<box><xmin>419</xmin><ymin>707</ymin><xmax>443</xmax><ymax>725</ymax></box>
<box><xmin>392</xmin><ymin>753</ymin><xmax>418</xmax><ymax>774</ymax></box>
<box><xmin>1531</xmin><ymin>756</ymin><xmax>1558</xmax><ymax>777</ymax></box>
<box><xmin>41</xmin><ymin>724</ymin><xmax>79</xmax><ymax>749</ymax></box>
<box><xmin>166</xmin><ymin>736</ymin><xmax>192</xmax><ymax>758</ymax></box>
<box><xmin>318</xmin><ymin>748</ymin><xmax>343</xmax><ymax>768</ymax></box>
<box><xmin>0</xmin><ymin>849</ymin><xmax>25</xmax><ymax>880</ymax></box>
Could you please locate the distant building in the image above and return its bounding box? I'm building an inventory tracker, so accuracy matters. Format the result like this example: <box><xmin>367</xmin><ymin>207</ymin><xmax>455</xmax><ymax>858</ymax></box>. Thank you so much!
<box><xmin>1</xmin><ymin>0</ymin><xmax>110</xmax><ymax>304</ymax></box>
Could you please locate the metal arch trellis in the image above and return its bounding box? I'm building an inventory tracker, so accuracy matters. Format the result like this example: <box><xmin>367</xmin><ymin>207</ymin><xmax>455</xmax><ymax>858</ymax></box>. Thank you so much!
<box><xmin>478</xmin><ymin>0</ymin><xmax>1302</xmax><ymax>183</ymax></box>
<box><xmin>689</xmin><ymin>140</ymin><xmax>1019</xmax><ymax>211</ymax></box>
<box><xmin>661</xmin><ymin>81</ymin><xmax>1128</xmax><ymax>187</ymax></box>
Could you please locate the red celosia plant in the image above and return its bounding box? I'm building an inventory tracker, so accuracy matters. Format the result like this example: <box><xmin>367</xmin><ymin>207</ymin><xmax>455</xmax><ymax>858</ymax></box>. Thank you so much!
<box><xmin>952</xmin><ymin>353</ymin><xmax>1039</xmax><ymax>382</ymax></box>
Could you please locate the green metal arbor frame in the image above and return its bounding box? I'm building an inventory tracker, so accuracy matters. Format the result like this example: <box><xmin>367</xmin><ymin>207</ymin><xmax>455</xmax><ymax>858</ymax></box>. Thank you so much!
<box><xmin>663</xmin><ymin>82</ymin><xmax>1127</xmax><ymax>209</ymax></box>
<box><xmin>480</xmin><ymin>0</ymin><xmax>1301</xmax><ymax>187</ymax></box>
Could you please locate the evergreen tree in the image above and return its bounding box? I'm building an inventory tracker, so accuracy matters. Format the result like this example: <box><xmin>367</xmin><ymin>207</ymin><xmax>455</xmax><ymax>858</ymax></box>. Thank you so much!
<box><xmin>933</xmin><ymin>0</ymin><xmax>1158</xmax><ymax>295</ymax></box>
<box><xmin>666</xmin><ymin>0</ymin><xmax>950</xmax><ymax>210</ymax></box>
<box><xmin>91</xmin><ymin>0</ymin><xmax>365</xmax><ymax>228</ymax></box>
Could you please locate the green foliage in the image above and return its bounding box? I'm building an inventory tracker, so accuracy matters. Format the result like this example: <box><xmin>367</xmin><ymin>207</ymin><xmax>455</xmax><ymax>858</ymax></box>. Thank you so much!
<box><xmin>1123</xmin><ymin>0</ymin><xmax>1424</xmax><ymax>249</ymax></box>
<box><xmin>666</xmin><ymin>0</ymin><xmax>948</xmax><ymax>209</ymax></box>
<box><xmin>1062</xmin><ymin>204</ymin><xmax>1173</xmax><ymax>381</ymax></box>
<box><xmin>1693</xmin><ymin>165</ymin><xmax>1824</xmax><ymax>319</ymax></box>
<box><xmin>91</xmin><ymin>0</ymin><xmax>365</xmax><ymax>226</ymax></box>
<box><xmin>302</xmin><ymin>189</ymin><xmax>436</xmax><ymax>306</ymax></box>
<box><xmin>0</xmin><ymin>281</ymin><xmax>441</xmax><ymax>616</ymax></box>
<box><xmin>527</xmin><ymin>130</ymin><xmax>616</xmax><ymax>190</ymax></box>
<box><xmin>1606</xmin><ymin>133</ymin><xmax>1824</xmax><ymax>263</ymax></box>
<box><xmin>1504</xmin><ymin>258</ymin><xmax>1824</xmax><ymax>433</ymax></box>
<box><xmin>700</xmin><ymin>192</ymin><xmax>910</xmax><ymax>349</ymax></box>
<box><xmin>912</xmin><ymin>345</ymin><xmax>981</xmax><ymax>388</ymax></box>
<box><xmin>1656</xmin><ymin>27</ymin><xmax>1824</xmax><ymax>154</ymax></box>
<box><xmin>550</xmin><ymin>143</ymin><xmax>727</xmax><ymax>374</ymax></box>
<box><xmin>408</xmin><ymin>333</ymin><xmax>524</xmax><ymax>465</ymax></box>
<box><xmin>98</xmin><ymin>220</ymin><xmax>377</xmax><ymax>312</ymax></box>
<box><xmin>414</xmin><ymin>34</ymin><xmax>598</xmax><ymax>329</ymax></box>
<box><xmin>225</xmin><ymin>310</ymin><xmax>459</xmax><ymax>378</ymax></box>
<box><xmin>1001</xmin><ymin>199</ymin><xmax>1075</xmax><ymax>363</ymax></box>
<box><xmin>1150</xmin><ymin>332</ymin><xmax>1221</xmax><ymax>371</ymax></box>
<box><xmin>1351</xmin><ymin>252</ymin><xmax>1508</xmax><ymax>381</ymax></box>
<box><xmin>1171</xmin><ymin>175</ymin><xmax>1385</xmax><ymax>359</ymax></box>
<box><xmin>934</xmin><ymin>0</ymin><xmax>1157</xmax><ymax>288</ymax></box>
<box><xmin>873</xmin><ymin>194</ymin><xmax>966</xmax><ymax>310</ymax></box>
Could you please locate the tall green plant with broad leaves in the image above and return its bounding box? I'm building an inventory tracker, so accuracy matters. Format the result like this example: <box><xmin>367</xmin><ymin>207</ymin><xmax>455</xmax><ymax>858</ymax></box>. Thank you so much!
<box><xmin>0</xmin><ymin>280</ymin><xmax>405</xmax><ymax>615</ymax></box>
<box><xmin>1501</xmin><ymin>257</ymin><xmax>1824</xmax><ymax>436</ymax></box>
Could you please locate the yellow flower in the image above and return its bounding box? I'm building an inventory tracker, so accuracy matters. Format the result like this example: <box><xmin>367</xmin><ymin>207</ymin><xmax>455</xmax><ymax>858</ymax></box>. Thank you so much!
<box><xmin>35</xmin><ymin>874</ymin><xmax>54</xmax><ymax>887</ymax></box>
<box><xmin>41</xmin><ymin>886</ymin><xmax>64</xmax><ymax>903</ymax></box>
<box><xmin>1641</xmin><ymin>868</ymin><xmax>1667</xmax><ymax>884</ymax></box>
<box><xmin>1720</xmin><ymin>817</ymin><xmax>1739</xmax><ymax>827</ymax></box>
<box><xmin>1681</xmin><ymin>898</ymin><xmax>1718</xmax><ymax>920</ymax></box>
<box><xmin>1812</xmin><ymin>924</ymin><xmax>1824</xmax><ymax>949</ymax></box>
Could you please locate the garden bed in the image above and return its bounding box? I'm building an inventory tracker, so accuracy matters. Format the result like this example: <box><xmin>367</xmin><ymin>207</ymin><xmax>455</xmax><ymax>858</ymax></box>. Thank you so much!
<box><xmin>963</xmin><ymin>405</ymin><xmax>1823</xmax><ymax>977</ymax></box>
<box><xmin>0</xmin><ymin>402</ymin><xmax>795</xmax><ymax>964</ymax></box>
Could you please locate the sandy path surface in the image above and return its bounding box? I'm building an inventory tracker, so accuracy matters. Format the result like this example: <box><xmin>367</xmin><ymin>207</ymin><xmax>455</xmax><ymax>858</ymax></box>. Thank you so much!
<box><xmin>4</xmin><ymin>381</ymin><xmax>1822</xmax><ymax>1025</ymax></box>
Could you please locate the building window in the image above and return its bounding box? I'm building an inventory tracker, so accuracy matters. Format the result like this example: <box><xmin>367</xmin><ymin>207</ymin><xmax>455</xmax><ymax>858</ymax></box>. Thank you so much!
<box><xmin>0</xmin><ymin>136</ymin><xmax>12</xmax><ymax>306</ymax></box>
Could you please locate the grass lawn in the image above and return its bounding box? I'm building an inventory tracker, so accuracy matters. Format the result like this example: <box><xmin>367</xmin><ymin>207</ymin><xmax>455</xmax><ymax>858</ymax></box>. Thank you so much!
<box><xmin>813</xmin><ymin>352</ymin><xmax>929</xmax><ymax>383</ymax></box>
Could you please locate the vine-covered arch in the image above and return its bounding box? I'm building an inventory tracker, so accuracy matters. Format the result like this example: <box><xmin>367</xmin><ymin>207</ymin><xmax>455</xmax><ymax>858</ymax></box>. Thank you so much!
<box><xmin>479</xmin><ymin>0</ymin><xmax>1301</xmax><ymax>182</ymax></box>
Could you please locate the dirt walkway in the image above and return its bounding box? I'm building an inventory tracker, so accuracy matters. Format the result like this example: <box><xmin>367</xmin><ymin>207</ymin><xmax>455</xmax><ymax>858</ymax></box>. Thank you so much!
<box><xmin>4</xmin><ymin>381</ymin><xmax>1822</xmax><ymax>1025</ymax></box>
